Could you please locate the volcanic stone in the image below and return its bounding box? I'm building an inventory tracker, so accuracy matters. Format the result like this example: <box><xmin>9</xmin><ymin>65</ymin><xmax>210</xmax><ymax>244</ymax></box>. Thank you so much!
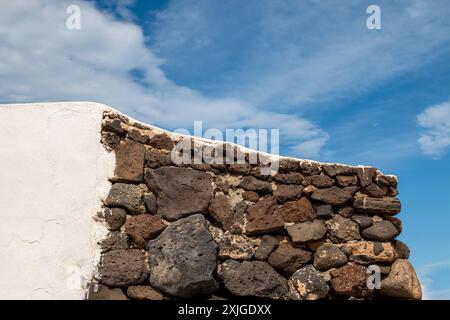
<box><xmin>147</xmin><ymin>214</ymin><xmax>218</xmax><ymax>298</ymax></box>
<box><xmin>268</xmin><ymin>242</ymin><xmax>312</xmax><ymax>275</ymax></box>
<box><xmin>287</xmin><ymin>220</ymin><xmax>327</xmax><ymax>244</ymax></box>
<box><xmin>112</xmin><ymin>140</ymin><xmax>146</xmax><ymax>183</ymax></box>
<box><xmin>239</xmin><ymin>176</ymin><xmax>272</xmax><ymax>194</ymax></box>
<box><xmin>330</xmin><ymin>263</ymin><xmax>370</xmax><ymax>297</ymax></box>
<box><xmin>102</xmin><ymin>131</ymin><xmax>120</xmax><ymax>150</ymax></box>
<box><xmin>124</xmin><ymin>214</ymin><xmax>166</xmax><ymax>248</ymax></box>
<box><xmin>376</xmin><ymin>174</ymin><xmax>398</xmax><ymax>186</ymax></box>
<box><xmin>357</xmin><ymin>166</ymin><xmax>377</xmax><ymax>187</ymax></box>
<box><xmin>311</xmin><ymin>186</ymin><xmax>358</xmax><ymax>206</ymax></box>
<box><xmin>218</xmin><ymin>260</ymin><xmax>288</xmax><ymax>299</ymax></box>
<box><xmin>145</xmin><ymin>148</ymin><xmax>172</xmax><ymax>168</ymax></box>
<box><xmin>104</xmin><ymin>207</ymin><xmax>126</xmax><ymax>231</ymax></box>
<box><xmin>351</xmin><ymin>215</ymin><xmax>374</xmax><ymax>229</ymax></box>
<box><xmin>127</xmin><ymin>285</ymin><xmax>164</xmax><ymax>300</ymax></box>
<box><xmin>322</xmin><ymin>164</ymin><xmax>356</xmax><ymax>177</ymax></box>
<box><xmin>145</xmin><ymin>166</ymin><xmax>213</xmax><ymax>221</ymax></box>
<box><xmin>105</xmin><ymin>183</ymin><xmax>146</xmax><ymax>215</ymax></box>
<box><xmin>103</xmin><ymin>119</ymin><xmax>126</xmax><ymax>136</ymax></box>
<box><xmin>245</xmin><ymin>197</ymin><xmax>285</xmax><ymax>236</ymax></box>
<box><xmin>313</xmin><ymin>243</ymin><xmax>348</xmax><ymax>271</ymax></box>
<box><xmin>365</xmin><ymin>183</ymin><xmax>387</xmax><ymax>198</ymax></box>
<box><xmin>338</xmin><ymin>206</ymin><xmax>353</xmax><ymax>218</ymax></box>
<box><xmin>316</xmin><ymin>204</ymin><xmax>333</xmax><ymax>216</ymax></box>
<box><xmin>273</xmin><ymin>172</ymin><xmax>304</xmax><ymax>184</ymax></box>
<box><xmin>254</xmin><ymin>235</ymin><xmax>279</xmax><ymax>260</ymax></box>
<box><xmin>209</xmin><ymin>194</ymin><xmax>234</xmax><ymax>230</ymax></box>
<box><xmin>336</xmin><ymin>175</ymin><xmax>358</xmax><ymax>187</ymax></box>
<box><xmin>209</xmin><ymin>225</ymin><xmax>259</xmax><ymax>260</ymax></box>
<box><xmin>299</xmin><ymin>161</ymin><xmax>321</xmax><ymax>175</ymax></box>
<box><xmin>353</xmin><ymin>196</ymin><xmax>401</xmax><ymax>215</ymax></box>
<box><xmin>128</xmin><ymin>129</ymin><xmax>149</xmax><ymax>144</ymax></box>
<box><xmin>229</xmin><ymin>164</ymin><xmax>252</xmax><ymax>175</ymax></box>
<box><xmin>87</xmin><ymin>284</ymin><xmax>128</xmax><ymax>300</ymax></box>
<box><xmin>148</xmin><ymin>133</ymin><xmax>174</xmax><ymax>150</ymax></box>
<box><xmin>327</xmin><ymin>215</ymin><xmax>361</xmax><ymax>243</ymax></box>
<box><xmin>273</xmin><ymin>185</ymin><xmax>303</xmax><ymax>204</ymax></box>
<box><xmin>343</xmin><ymin>241</ymin><xmax>396</xmax><ymax>264</ymax></box>
<box><xmin>242</xmin><ymin>191</ymin><xmax>260</xmax><ymax>202</ymax></box>
<box><xmin>278</xmin><ymin>158</ymin><xmax>300</xmax><ymax>172</ymax></box>
<box><xmin>361</xmin><ymin>220</ymin><xmax>399</xmax><ymax>241</ymax></box>
<box><xmin>98</xmin><ymin>232</ymin><xmax>129</xmax><ymax>253</ymax></box>
<box><xmin>276</xmin><ymin>197</ymin><xmax>316</xmax><ymax>223</ymax></box>
<box><xmin>380</xmin><ymin>259</ymin><xmax>422</xmax><ymax>300</ymax></box>
<box><xmin>142</xmin><ymin>192</ymin><xmax>157</xmax><ymax>214</ymax></box>
<box><xmin>395</xmin><ymin>240</ymin><xmax>410</xmax><ymax>259</ymax></box>
<box><xmin>311</xmin><ymin>174</ymin><xmax>334</xmax><ymax>188</ymax></box>
<box><xmin>97</xmin><ymin>249</ymin><xmax>148</xmax><ymax>287</ymax></box>
<box><xmin>288</xmin><ymin>265</ymin><xmax>329</xmax><ymax>300</ymax></box>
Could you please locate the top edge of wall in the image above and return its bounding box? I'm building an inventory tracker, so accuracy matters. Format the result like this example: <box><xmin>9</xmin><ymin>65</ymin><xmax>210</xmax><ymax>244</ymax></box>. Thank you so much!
<box><xmin>0</xmin><ymin>101</ymin><xmax>394</xmax><ymax>177</ymax></box>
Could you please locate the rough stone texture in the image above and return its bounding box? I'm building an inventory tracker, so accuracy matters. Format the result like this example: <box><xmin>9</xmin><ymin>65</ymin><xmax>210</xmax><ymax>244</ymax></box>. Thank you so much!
<box><xmin>327</xmin><ymin>215</ymin><xmax>361</xmax><ymax>243</ymax></box>
<box><xmin>242</xmin><ymin>190</ymin><xmax>260</xmax><ymax>202</ymax></box>
<box><xmin>239</xmin><ymin>176</ymin><xmax>272</xmax><ymax>194</ymax></box>
<box><xmin>351</xmin><ymin>215</ymin><xmax>374</xmax><ymax>229</ymax></box>
<box><xmin>287</xmin><ymin>220</ymin><xmax>327</xmax><ymax>244</ymax></box>
<box><xmin>311</xmin><ymin>186</ymin><xmax>358</xmax><ymax>206</ymax></box>
<box><xmin>278</xmin><ymin>158</ymin><xmax>300</xmax><ymax>172</ymax></box>
<box><xmin>313</xmin><ymin>243</ymin><xmax>348</xmax><ymax>271</ymax></box>
<box><xmin>128</xmin><ymin>129</ymin><xmax>149</xmax><ymax>144</ymax></box>
<box><xmin>142</xmin><ymin>192</ymin><xmax>157</xmax><ymax>214</ymax></box>
<box><xmin>395</xmin><ymin>240</ymin><xmax>410</xmax><ymax>259</ymax></box>
<box><xmin>104</xmin><ymin>207</ymin><xmax>127</xmax><ymax>231</ymax></box>
<box><xmin>245</xmin><ymin>197</ymin><xmax>285</xmax><ymax>236</ymax></box>
<box><xmin>316</xmin><ymin>204</ymin><xmax>333</xmax><ymax>216</ymax></box>
<box><xmin>148</xmin><ymin>133</ymin><xmax>174</xmax><ymax>150</ymax></box>
<box><xmin>254</xmin><ymin>235</ymin><xmax>279</xmax><ymax>260</ymax></box>
<box><xmin>112</xmin><ymin>140</ymin><xmax>146</xmax><ymax>183</ymax></box>
<box><xmin>376</xmin><ymin>174</ymin><xmax>398</xmax><ymax>187</ymax></box>
<box><xmin>288</xmin><ymin>265</ymin><xmax>329</xmax><ymax>300</ymax></box>
<box><xmin>380</xmin><ymin>259</ymin><xmax>422</xmax><ymax>300</ymax></box>
<box><xmin>87</xmin><ymin>284</ymin><xmax>128</xmax><ymax>300</ymax></box>
<box><xmin>273</xmin><ymin>185</ymin><xmax>303</xmax><ymax>204</ymax></box>
<box><xmin>357</xmin><ymin>166</ymin><xmax>377</xmax><ymax>188</ymax></box>
<box><xmin>276</xmin><ymin>197</ymin><xmax>316</xmax><ymax>223</ymax></box>
<box><xmin>127</xmin><ymin>285</ymin><xmax>164</xmax><ymax>300</ymax></box>
<box><xmin>98</xmin><ymin>232</ymin><xmax>129</xmax><ymax>253</ymax></box>
<box><xmin>97</xmin><ymin>249</ymin><xmax>148</xmax><ymax>287</ymax></box>
<box><xmin>273</xmin><ymin>172</ymin><xmax>303</xmax><ymax>185</ymax></box>
<box><xmin>229</xmin><ymin>164</ymin><xmax>252</xmax><ymax>175</ymax></box>
<box><xmin>102</xmin><ymin>131</ymin><xmax>120</xmax><ymax>150</ymax></box>
<box><xmin>311</xmin><ymin>174</ymin><xmax>334</xmax><ymax>188</ymax></box>
<box><xmin>209</xmin><ymin>194</ymin><xmax>234</xmax><ymax>230</ymax></box>
<box><xmin>365</xmin><ymin>183</ymin><xmax>387</xmax><ymax>198</ymax></box>
<box><xmin>124</xmin><ymin>214</ymin><xmax>166</xmax><ymax>248</ymax></box>
<box><xmin>330</xmin><ymin>263</ymin><xmax>370</xmax><ymax>297</ymax></box>
<box><xmin>218</xmin><ymin>260</ymin><xmax>288</xmax><ymax>299</ymax></box>
<box><xmin>105</xmin><ymin>183</ymin><xmax>146</xmax><ymax>214</ymax></box>
<box><xmin>145</xmin><ymin>166</ymin><xmax>213</xmax><ymax>221</ymax></box>
<box><xmin>336</xmin><ymin>175</ymin><xmax>358</xmax><ymax>187</ymax></box>
<box><xmin>338</xmin><ymin>206</ymin><xmax>354</xmax><ymax>218</ymax></box>
<box><xmin>209</xmin><ymin>225</ymin><xmax>259</xmax><ymax>260</ymax></box>
<box><xmin>147</xmin><ymin>214</ymin><xmax>218</xmax><ymax>298</ymax></box>
<box><xmin>268</xmin><ymin>242</ymin><xmax>312</xmax><ymax>275</ymax></box>
<box><xmin>145</xmin><ymin>148</ymin><xmax>172</xmax><ymax>168</ymax></box>
<box><xmin>353</xmin><ymin>195</ymin><xmax>401</xmax><ymax>216</ymax></box>
<box><xmin>361</xmin><ymin>220</ymin><xmax>399</xmax><ymax>241</ymax></box>
<box><xmin>322</xmin><ymin>164</ymin><xmax>356</xmax><ymax>177</ymax></box>
<box><xmin>342</xmin><ymin>241</ymin><xmax>396</xmax><ymax>264</ymax></box>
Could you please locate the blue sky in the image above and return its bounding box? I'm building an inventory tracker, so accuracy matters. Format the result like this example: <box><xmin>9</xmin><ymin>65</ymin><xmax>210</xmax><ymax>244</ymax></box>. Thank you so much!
<box><xmin>0</xmin><ymin>0</ymin><xmax>449</xmax><ymax>298</ymax></box>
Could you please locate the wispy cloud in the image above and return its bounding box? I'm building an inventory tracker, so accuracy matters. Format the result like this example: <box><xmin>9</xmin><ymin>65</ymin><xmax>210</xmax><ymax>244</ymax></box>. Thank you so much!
<box><xmin>418</xmin><ymin>261</ymin><xmax>450</xmax><ymax>300</ymax></box>
<box><xmin>417</xmin><ymin>100</ymin><xmax>450</xmax><ymax>159</ymax></box>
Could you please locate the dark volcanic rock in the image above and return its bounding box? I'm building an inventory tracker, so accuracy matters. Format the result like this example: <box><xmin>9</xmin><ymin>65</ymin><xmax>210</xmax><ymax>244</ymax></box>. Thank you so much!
<box><xmin>98</xmin><ymin>232</ymin><xmax>129</xmax><ymax>253</ymax></box>
<box><xmin>330</xmin><ymin>263</ymin><xmax>370</xmax><ymax>297</ymax></box>
<box><xmin>311</xmin><ymin>186</ymin><xmax>358</xmax><ymax>206</ymax></box>
<box><xmin>322</xmin><ymin>164</ymin><xmax>356</xmax><ymax>177</ymax></box>
<box><xmin>288</xmin><ymin>265</ymin><xmax>329</xmax><ymax>300</ymax></box>
<box><xmin>311</xmin><ymin>174</ymin><xmax>334</xmax><ymax>188</ymax></box>
<box><xmin>142</xmin><ymin>192</ymin><xmax>157</xmax><ymax>214</ymax></box>
<box><xmin>147</xmin><ymin>214</ymin><xmax>218</xmax><ymax>298</ymax></box>
<box><xmin>127</xmin><ymin>285</ymin><xmax>164</xmax><ymax>300</ymax></box>
<box><xmin>351</xmin><ymin>215</ymin><xmax>374</xmax><ymax>229</ymax></box>
<box><xmin>357</xmin><ymin>166</ymin><xmax>377</xmax><ymax>188</ymax></box>
<box><xmin>148</xmin><ymin>133</ymin><xmax>174</xmax><ymax>150</ymax></box>
<box><xmin>104</xmin><ymin>207</ymin><xmax>127</xmax><ymax>231</ymax></box>
<box><xmin>218</xmin><ymin>260</ymin><xmax>288</xmax><ymax>299</ymax></box>
<box><xmin>316</xmin><ymin>204</ymin><xmax>333</xmax><ymax>217</ymax></box>
<box><xmin>287</xmin><ymin>220</ymin><xmax>327</xmax><ymax>244</ymax></box>
<box><xmin>105</xmin><ymin>183</ymin><xmax>146</xmax><ymax>215</ymax></box>
<box><xmin>242</xmin><ymin>191</ymin><xmax>260</xmax><ymax>202</ymax></box>
<box><xmin>124</xmin><ymin>214</ymin><xmax>166</xmax><ymax>248</ymax></box>
<box><xmin>273</xmin><ymin>185</ymin><xmax>303</xmax><ymax>204</ymax></box>
<box><xmin>268</xmin><ymin>242</ymin><xmax>312</xmax><ymax>275</ymax></box>
<box><xmin>209</xmin><ymin>194</ymin><xmax>234</xmax><ymax>230</ymax></box>
<box><xmin>245</xmin><ymin>197</ymin><xmax>285</xmax><ymax>236</ymax></box>
<box><xmin>229</xmin><ymin>164</ymin><xmax>252</xmax><ymax>175</ymax></box>
<box><xmin>97</xmin><ymin>249</ymin><xmax>148</xmax><ymax>287</ymax></box>
<box><xmin>128</xmin><ymin>129</ymin><xmax>149</xmax><ymax>144</ymax></box>
<box><xmin>145</xmin><ymin>148</ymin><xmax>172</xmax><ymax>168</ymax></box>
<box><xmin>365</xmin><ymin>183</ymin><xmax>387</xmax><ymax>198</ymax></box>
<box><xmin>361</xmin><ymin>220</ymin><xmax>399</xmax><ymax>241</ymax></box>
<box><xmin>276</xmin><ymin>197</ymin><xmax>316</xmax><ymax>223</ymax></box>
<box><xmin>278</xmin><ymin>158</ymin><xmax>300</xmax><ymax>172</ymax></box>
<box><xmin>145</xmin><ymin>166</ymin><xmax>213</xmax><ymax>221</ymax></box>
<box><xmin>254</xmin><ymin>235</ymin><xmax>279</xmax><ymax>260</ymax></box>
<box><xmin>336</xmin><ymin>175</ymin><xmax>358</xmax><ymax>187</ymax></box>
<box><xmin>313</xmin><ymin>243</ymin><xmax>348</xmax><ymax>271</ymax></box>
<box><xmin>395</xmin><ymin>240</ymin><xmax>410</xmax><ymax>259</ymax></box>
<box><xmin>112</xmin><ymin>140</ymin><xmax>146</xmax><ymax>183</ymax></box>
<box><xmin>327</xmin><ymin>215</ymin><xmax>361</xmax><ymax>243</ymax></box>
<box><xmin>239</xmin><ymin>176</ymin><xmax>272</xmax><ymax>194</ymax></box>
<box><xmin>274</xmin><ymin>172</ymin><xmax>304</xmax><ymax>184</ymax></box>
<box><xmin>353</xmin><ymin>196</ymin><xmax>401</xmax><ymax>215</ymax></box>
<box><xmin>87</xmin><ymin>284</ymin><xmax>128</xmax><ymax>300</ymax></box>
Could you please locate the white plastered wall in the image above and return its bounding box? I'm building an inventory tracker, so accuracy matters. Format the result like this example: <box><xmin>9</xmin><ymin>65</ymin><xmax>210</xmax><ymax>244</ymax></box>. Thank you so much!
<box><xmin>0</xmin><ymin>102</ymin><xmax>114</xmax><ymax>299</ymax></box>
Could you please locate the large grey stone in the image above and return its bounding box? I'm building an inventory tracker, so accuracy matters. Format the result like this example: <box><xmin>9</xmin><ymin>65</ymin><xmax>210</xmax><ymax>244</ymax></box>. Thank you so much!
<box><xmin>145</xmin><ymin>167</ymin><xmax>213</xmax><ymax>221</ymax></box>
<box><xmin>218</xmin><ymin>260</ymin><xmax>288</xmax><ymax>299</ymax></box>
<box><xmin>147</xmin><ymin>214</ymin><xmax>218</xmax><ymax>298</ymax></box>
<box><xmin>380</xmin><ymin>259</ymin><xmax>422</xmax><ymax>300</ymax></box>
<box><xmin>361</xmin><ymin>220</ymin><xmax>399</xmax><ymax>241</ymax></box>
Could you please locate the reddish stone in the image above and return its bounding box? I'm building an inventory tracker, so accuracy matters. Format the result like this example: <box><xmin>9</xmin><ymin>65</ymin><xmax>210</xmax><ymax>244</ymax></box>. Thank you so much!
<box><xmin>268</xmin><ymin>242</ymin><xmax>312</xmax><ymax>275</ymax></box>
<box><xmin>124</xmin><ymin>214</ymin><xmax>166</xmax><ymax>248</ymax></box>
<box><xmin>245</xmin><ymin>197</ymin><xmax>284</xmax><ymax>236</ymax></box>
<box><xmin>276</xmin><ymin>197</ymin><xmax>316</xmax><ymax>223</ymax></box>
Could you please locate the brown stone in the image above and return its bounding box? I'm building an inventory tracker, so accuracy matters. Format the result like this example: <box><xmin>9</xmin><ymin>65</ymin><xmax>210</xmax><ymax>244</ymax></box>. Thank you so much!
<box><xmin>395</xmin><ymin>240</ymin><xmax>410</xmax><ymax>259</ymax></box>
<box><xmin>245</xmin><ymin>197</ymin><xmax>284</xmax><ymax>236</ymax></box>
<box><xmin>279</xmin><ymin>158</ymin><xmax>300</xmax><ymax>172</ymax></box>
<box><xmin>338</xmin><ymin>206</ymin><xmax>354</xmax><ymax>218</ymax></box>
<box><xmin>342</xmin><ymin>241</ymin><xmax>396</xmax><ymax>264</ymax></box>
<box><xmin>254</xmin><ymin>235</ymin><xmax>279</xmax><ymax>260</ymax></box>
<box><xmin>145</xmin><ymin>166</ymin><xmax>213</xmax><ymax>221</ymax></box>
<box><xmin>361</xmin><ymin>220</ymin><xmax>399</xmax><ymax>241</ymax></box>
<box><xmin>87</xmin><ymin>284</ymin><xmax>128</xmax><ymax>300</ymax></box>
<box><xmin>128</xmin><ymin>129</ymin><xmax>150</xmax><ymax>144</ymax></box>
<box><xmin>105</xmin><ymin>183</ymin><xmax>146</xmax><ymax>215</ymax></box>
<box><xmin>104</xmin><ymin>207</ymin><xmax>126</xmax><ymax>231</ymax></box>
<box><xmin>299</xmin><ymin>161</ymin><xmax>321</xmax><ymax>175</ymax></box>
<box><xmin>101</xmin><ymin>131</ymin><xmax>120</xmax><ymax>150</ymax></box>
<box><xmin>127</xmin><ymin>285</ymin><xmax>164</xmax><ymax>300</ymax></box>
<box><xmin>276</xmin><ymin>197</ymin><xmax>316</xmax><ymax>223</ymax></box>
<box><xmin>351</xmin><ymin>215</ymin><xmax>374</xmax><ymax>229</ymax></box>
<box><xmin>148</xmin><ymin>133</ymin><xmax>174</xmax><ymax>150</ymax></box>
<box><xmin>268</xmin><ymin>242</ymin><xmax>312</xmax><ymax>275</ymax></box>
<box><xmin>357</xmin><ymin>166</ymin><xmax>377</xmax><ymax>187</ymax></box>
<box><xmin>311</xmin><ymin>174</ymin><xmax>334</xmax><ymax>188</ymax></box>
<box><xmin>322</xmin><ymin>164</ymin><xmax>356</xmax><ymax>177</ymax></box>
<box><xmin>375</xmin><ymin>174</ymin><xmax>398</xmax><ymax>187</ymax></box>
<box><xmin>209</xmin><ymin>194</ymin><xmax>234</xmax><ymax>230</ymax></box>
<box><xmin>311</xmin><ymin>186</ymin><xmax>358</xmax><ymax>206</ymax></box>
<box><xmin>142</xmin><ymin>192</ymin><xmax>157</xmax><ymax>214</ymax></box>
<box><xmin>336</xmin><ymin>175</ymin><xmax>358</xmax><ymax>187</ymax></box>
<box><xmin>242</xmin><ymin>191</ymin><xmax>260</xmax><ymax>202</ymax></box>
<box><xmin>380</xmin><ymin>259</ymin><xmax>422</xmax><ymax>300</ymax></box>
<box><xmin>124</xmin><ymin>214</ymin><xmax>166</xmax><ymax>248</ymax></box>
<box><xmin>145</xmin><ymin>148</ymin><xmax>172</xmax><ymax>168</ymax></box>
<box><xmin>273</xmin><ymin>185</ymin><xmax>303</xmax><ymax>204</ymax></box>
<box><xmin>98</xmin><ymin>232</ymin><xmax>129</xmax><ymax>253</ymax></box>
<box><xmin>239</xmin><ymin>176</ymin><xmax>272</xmax><ymax>194</ymax></box>
<box><xmin>112</xmin><ymin>140</ymin><xmax>146</xmax><ymax>183</ymax></box>
<box><xmin>313</xmin><ymin>243</ymin><xmax>348</xmax><ymax>271</ymax></box>
<box><xmin>330</xmin><ymin>263</ymin><xmax>370</xmax><ymax>297</ymax></box>
<box><xmin>306</xmin><ymin>239</ymin><xmax>327</xmax><ymax>251</ymax></box>
<box><xmin>303</xmin><ymin>185</ymin><xmax>317</xmax><ymax>196</ymax></box>
<box><xmin>274</xmin><ymin>172</ymin><xmax>303</xmax><ymax>184</ymax></box>
<box><xmin>316</xmin><ymin>204</ymin><xmax>333</xmax><ymax>216</ymax></box>
<box><xmin>365</xmin><ymin>183</ymin><xmax>387</xmax><ymax>197</ymax></box>
<box><xmin>287</xmin><ymin>220</ymin><xmax>327</xmax><ymax>244</ymax></box>
<box><xmin>97</xmin><ymin>249</ymin><xmax>148</xmax><ymax>287</ymax></box>
<box><xmin>327</xmin><ymin>215</ymin><xmax>361</xmax><ymax>243</ymax></box>
<box><xmin>353</xmin><ymin>196</ymin><xmax>401</xmax><ymax>216</ymax></box>
<box><xmin>229</xmin><ymin>164</ymin><xmax>252</xmax><ymax>175</ymax></box>
<box><xmin>288</xmin><ymin>265</ymin><xmax>329</xmax><ymax>300</ymax></box>
<box><xmin>103</xmin><ymin>119</ymin><xmax>126</xmax><ymax>136</ymax></box>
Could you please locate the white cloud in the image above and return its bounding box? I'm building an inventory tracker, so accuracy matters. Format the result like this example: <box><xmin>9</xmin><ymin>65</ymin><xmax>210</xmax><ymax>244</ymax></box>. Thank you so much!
<box><xmin>0</xmin><ymin>0</ymin><xmax>327</xmax><ymax>158</ymax></box>
<box><xmin>418</xmin><ymin>261</ymin><xmax>450</xmax><ymax>300</ymax></box>
<box><xmin>417</xmin><ymin>100</ymin><xmax>450</xmax><ymax>158</ymax></box>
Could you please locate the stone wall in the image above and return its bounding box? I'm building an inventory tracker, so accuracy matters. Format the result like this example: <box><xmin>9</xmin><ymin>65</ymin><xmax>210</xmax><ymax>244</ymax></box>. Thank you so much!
<box><xmin>89</xmin><ymin>110</ymin><xmax>422</xmax><ymax>300</ymax></box>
